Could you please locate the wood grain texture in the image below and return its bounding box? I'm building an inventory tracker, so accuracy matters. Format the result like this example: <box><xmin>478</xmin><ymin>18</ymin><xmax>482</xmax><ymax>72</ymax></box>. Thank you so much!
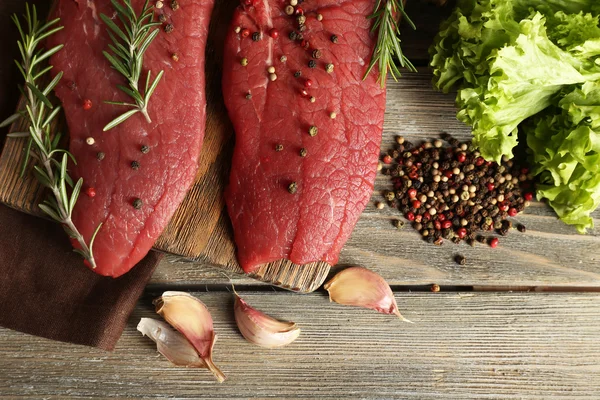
<box><xmin>1</xmin><ymin>291</ymin><xmax>599</xmax><ymax>399</ymax></box>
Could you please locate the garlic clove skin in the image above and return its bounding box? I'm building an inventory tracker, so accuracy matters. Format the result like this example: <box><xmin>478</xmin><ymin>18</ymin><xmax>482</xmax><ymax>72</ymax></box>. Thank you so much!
<box><xmin>324</xmin><ymin>267</ymin><xmax>412</xmax><ymax>323</ymax></box>
<box><xmin>154</xmin><ymin>291</ymin><xmax>226</xmax><ymax>383</ymax></box>
<box><xmin>234</xmin><ymin>295</ymin><xmax>301</xmax><ymax>348</ymax></box>
<box><xmin>137</xmin><ymin>318</ymin><xmax>206</xmax><ymax>368</ymax></box>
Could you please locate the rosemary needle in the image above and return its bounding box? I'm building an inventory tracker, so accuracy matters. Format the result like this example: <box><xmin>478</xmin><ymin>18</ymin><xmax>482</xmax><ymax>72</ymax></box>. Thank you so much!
<box><xmin>101</xmin><ymin>0</ymin><xmax>164</xmax><ymax>131</ymax></box>
<box><xmin>363</xmin><ymin>0</ymin><xmax>417</xmax><ymax>87</ymax></box>
<box><xmin>0</xmin><ymin>3</ymin><xmax>102</xmax><ymax>268</ymax></box>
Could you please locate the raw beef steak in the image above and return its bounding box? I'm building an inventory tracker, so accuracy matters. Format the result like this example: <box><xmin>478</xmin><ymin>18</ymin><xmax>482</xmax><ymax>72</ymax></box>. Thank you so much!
<box><xmin>48</xmin><ymin>0</ymin><xmax>214</xmax><ymax>277</ymax></box>
<box><xmin>223</xmin><ymin>0</ymin><xmax>386</xmax><ymax>272</ymax></box>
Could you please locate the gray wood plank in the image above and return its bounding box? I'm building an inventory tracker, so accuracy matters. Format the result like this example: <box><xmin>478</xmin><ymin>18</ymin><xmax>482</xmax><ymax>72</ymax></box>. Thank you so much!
<box><xmin>151</xmin><ymin>71</ymin><xmax>600</xmax><ymax>288</ymax></box>
<box><xmin>1</xmin><ymin>291</ymin><xmax>599</xmax><ymax>399</ymax></box>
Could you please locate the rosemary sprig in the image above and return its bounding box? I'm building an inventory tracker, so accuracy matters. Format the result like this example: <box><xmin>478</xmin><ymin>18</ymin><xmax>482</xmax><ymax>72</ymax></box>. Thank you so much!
<box><xmin>101</xmin><ymin>0</ymin><xmax>164</xmax><ymax>131</ymax></box>
<box><xmin>364</xmin><ymin>0</ymin><xmax>417</xmax><ymax>87</ymax></box>
<box><xmin>0</xmin><ymin>4</ymin><xmax>102</xmax><ymax>268</ymax></box>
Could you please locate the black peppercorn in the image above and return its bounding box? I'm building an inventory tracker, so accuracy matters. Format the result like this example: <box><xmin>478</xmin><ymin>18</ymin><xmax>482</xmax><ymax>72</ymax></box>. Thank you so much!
<box><xmin>132</xmin><ymin>198</ymin><xmax>143</xmax><ymax>209</ymax></box>
<box><xmin>252</xmin><ymin>32</ymin><xmax>261</xmax><ymax>41</ymax></box>
<box><xmin>308</xmin><ymin>60</ymin><xmax>316</xmax><ymax>68</ymax></box>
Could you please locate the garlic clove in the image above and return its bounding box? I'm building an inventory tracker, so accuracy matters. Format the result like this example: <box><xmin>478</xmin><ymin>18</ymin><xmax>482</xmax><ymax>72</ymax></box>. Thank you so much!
<box><xmin>137</xmin><ymin>318</ymin><xmax>206</xmax><ymax>368</ymax></box>
<box><xmin>323</xmin><ymin>267</ymin><xmax>412</xmax><ymax>323</ymax></box>
<box><xmin>154</xmin><ymin>291</ymin><xmax>226</xmax><ymax>383</ymax></box>
<box><xmin>234</xmin><ymin>294</ymin><xmax>300</xmax><ymax>348</ymax></box>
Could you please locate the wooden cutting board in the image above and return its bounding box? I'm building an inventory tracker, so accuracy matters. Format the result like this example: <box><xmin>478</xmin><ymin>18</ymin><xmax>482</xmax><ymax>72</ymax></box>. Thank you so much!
<box><xmin>0</xmin><ymin>1</ymin><xmax>329</xmax><ymax>293</ymax></box>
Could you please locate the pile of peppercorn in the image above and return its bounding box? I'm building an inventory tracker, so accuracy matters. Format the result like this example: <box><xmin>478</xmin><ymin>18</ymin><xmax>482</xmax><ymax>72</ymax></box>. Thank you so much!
<box><xmin>379</xmin><ymin>133</ymin><xmax>533</xmax><ymax>248</ymax></box>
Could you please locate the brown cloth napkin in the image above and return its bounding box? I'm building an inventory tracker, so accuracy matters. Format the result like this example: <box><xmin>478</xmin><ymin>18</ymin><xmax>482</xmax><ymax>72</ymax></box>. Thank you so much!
<box><xmin>0</xmin><ymin>0</ymin><xmax>162</xmax><ymax>351</ymax></box>
<box><xmin>0</xmin><ymin>205</ymin><xmax>161</xmax><ymax>350</ymax></box>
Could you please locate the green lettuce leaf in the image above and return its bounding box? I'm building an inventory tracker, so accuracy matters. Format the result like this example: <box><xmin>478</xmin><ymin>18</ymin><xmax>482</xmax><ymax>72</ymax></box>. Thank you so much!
<box><xmin>525</xmin><ymin>82</ymin><xmax>600</xmax><ymax>232</ymax></box>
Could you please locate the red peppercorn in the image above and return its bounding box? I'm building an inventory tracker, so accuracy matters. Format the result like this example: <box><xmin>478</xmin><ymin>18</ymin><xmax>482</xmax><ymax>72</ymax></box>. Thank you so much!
<box><xmin>300</xmin><ymin>89</ymin><xmax>308</xmax><ymax>97</ymax></box>
<box><xmin>268</xmin><ymin>28</ymin><xmax>279</xmax><ymax>38</ymax></box>
<box><xmin>456</xmin><ymin>227</ymin><xmax>467</xmax><ymax>239</ymax></box>
<box><xmin>295</xmin><ymin>6</ymin><xmax>304</xmax><ymax>14</ymax></box>
<box><xmin>243</xmin><ymin>0</ymin><xmax>252</xmax><ymax>5</ymax></box>
<box><xmin>444</xmin><ymin>170</ymin><xmax>453</xmax><ymax>178</ymax></box>
<box><xmin>438</xmin><ymin>214</ymin><xmax>446</xmax><ymax>222</ymax></box>
<box><xmin>415</xmin><ymin>214</ymin><xmax>422</xmax><ymax>223</ymax></box>
<box><xmin>85</xmin><ymin>187</ymin><xmax>97</xmax><ymax>198</ymax></box>
<box><xmin>524</xmin><ymin>192</ymin><xmax>533</xmax><ymax>201</ymax></box>
<box><xmin>475</xmin><ymin>157</ymin><xmax>484</xmax><ymax>166</ymax></box>
<box><xmin>508</xmin><ymin>207</ymin><xmax>518</xmax><ymax>217</ymax></box>
<box><xmin>409</xmin><ymin>171</ymin><xmax>418</xmax><ymax>180</ymax></box>
<box><xmin>521</xmin><ymin>167</ymin><xmax>529</xmax><ymax>175</ymax></box>
<box><xmin>408</xmin><ymin>188</ymin><xmax>417</xmax><ymax>198</ymax></box>
<box><xmin>406</xmin><ymin>212</ymin><xmax>415</xmax><ymax>221</ymax></box>
<box><xmin>457</xmin><ymin>152</ymin><xmax>466</xmax><ymax>163</ymax></box>
<box><xmin>300</xmin><ymin>39</ymin><xmax>308</xmax><ymax>48</ymax></box>
<box><xmin>434</xmin><ymin>221</ymin><xmax>441</xmax><ymax>230</ymax></box>
<box><xmin>498</xmin><ymin>202</ymin><xmax>508</xmax><ymax>212</ymax></box>
<box><xmin>83</xmin><ymin>99</ymin><xmax>93</xmax><ymax>110</ymax></box>
<box><xmin>383</xmin><ymin>155</ymin><xmax>392</xmax><ymax>164</ymax></box>
<box><xmin>487</xmin><ymin>183</ymin><xmax>495</xmax><ymax>191</ymax></box>
<box><xmin>304</xmin><ymin>79</ymin><xmax>313</xmax><ymax>88</ymax></box>
<box><xmin>241</xmin><ymin>28</ymin><xmax>250</xmax><ymax>38</ymax></box>
<box><xmin>412</xmin><ymin>200</ymin><xmax>421</xmax><ymax>209</ymax></box>
<box><xmin>489</xmin><ymin>237</ymin><xmax>499</xmax><ymax>248</ymax></box>
<box><xmin>442</xmin><ymin>220</ymin><xmax>452</xmax><ymax>229</ymax></box>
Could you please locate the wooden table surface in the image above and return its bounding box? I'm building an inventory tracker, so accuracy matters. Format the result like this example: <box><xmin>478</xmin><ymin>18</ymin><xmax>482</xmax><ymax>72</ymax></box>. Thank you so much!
<box><xmin>1</xmin><ymin>1</ymin><xmax>600</xmax><ymax>399</ymax></box>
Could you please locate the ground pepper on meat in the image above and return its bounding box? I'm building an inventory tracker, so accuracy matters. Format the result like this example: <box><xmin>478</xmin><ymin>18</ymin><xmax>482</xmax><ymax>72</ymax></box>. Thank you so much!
<box><xmin>378</xmin><ymin>134</ymin><xmax>533</xmax><ymax>248</ymax></box>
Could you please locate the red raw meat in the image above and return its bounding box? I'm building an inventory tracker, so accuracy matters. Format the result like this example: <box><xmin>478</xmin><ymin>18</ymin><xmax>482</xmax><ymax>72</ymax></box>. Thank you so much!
<box><xmin>223</xmin><ymin>0</ymin><xmax>386</xmax><ymax>272</ymax></box>
<box><xmin>48</xmin><ymin>0</ymin><xmax>214</xmax><ymax>277</ymax></box>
